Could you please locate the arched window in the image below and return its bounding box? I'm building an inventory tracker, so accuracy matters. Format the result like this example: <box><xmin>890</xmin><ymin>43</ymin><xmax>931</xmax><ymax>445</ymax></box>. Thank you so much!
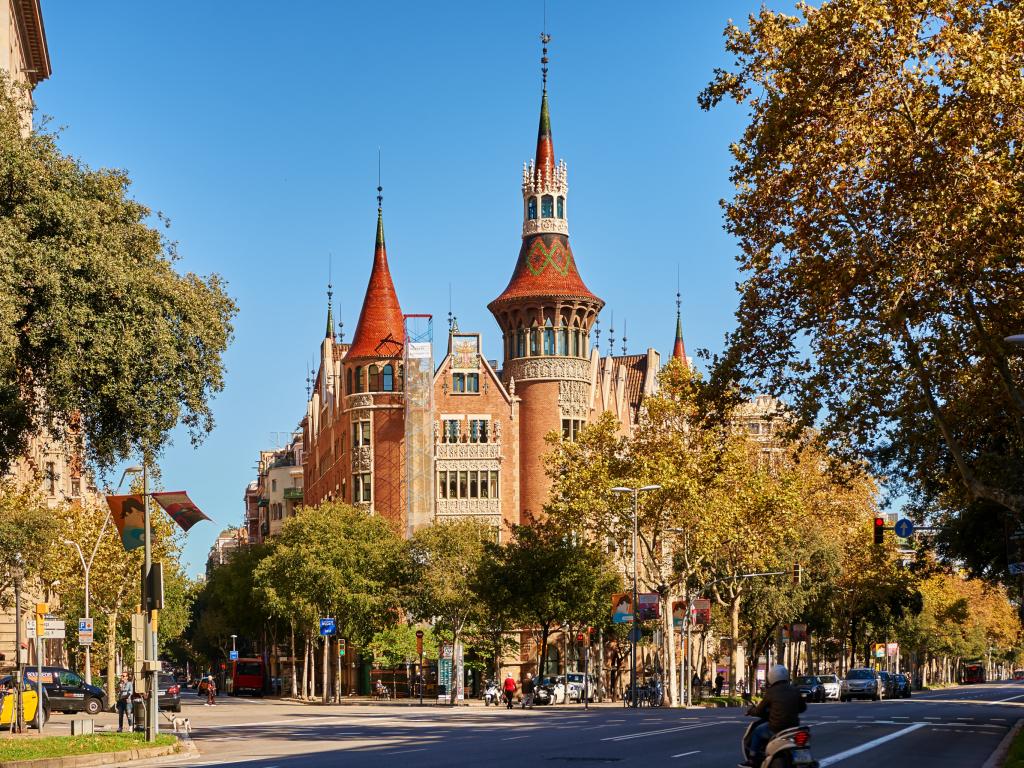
<box><xmin>517</xmin><ymin>329</ymin><xmax>526</xmax><ymax>358</ymax></box>
<box><xmin>382</xmin><ymin>364</ymin><xmax>394</xmax><ymax>391</ymax></box>
<box><xmin>541</xmin><ymin>194</ymin><xmax>554</xmax><ymax>218</ymax></box>
<box><xmin>572</xmin><ymin>329</ymin><xmax>580</xmax><ymax>357</ymax></box>
<box><xmin>543</xmin><ymin>319</ymin><xmax>555</xmax><ymax>355</ymax></box>
<box><xmin>527</xmin><ymin>198</ymin><xmax>537</xmax><ymax>220</ymax></box>
<box><xmin>346</xmin><ymin>368</ymin><xmax>353</xmax><ymax>394</ymax></box>
<box><xmin>557</xmin><ymin>196</ymin><xmax>564</xmax><ymax>218</ymax></box>
<box><xmin>530</xmin><ymin>326</ymin><xmax>540</xmax><ymax>356</ymax></box>
<box><xmin>354</xmin><ymin>366</ymin><xmax>363</xmax><ymax>392</ymax></box>
<box><xmin>558</xmin><ymin>327</ymin><xmax>569</xmax><ymax>356</ymax></box>
<box><xmin>368</xmin><ymin>365</ymin><xmax>380</xmax><ymax>392</ymax></box>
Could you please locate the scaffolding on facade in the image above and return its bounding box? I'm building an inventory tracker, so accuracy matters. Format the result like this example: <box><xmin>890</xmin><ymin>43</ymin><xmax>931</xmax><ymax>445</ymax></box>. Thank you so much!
<box><xmin>404</xmin><ymin>315</ymin><xmax>434</xmax><ymax>537</ymax></box>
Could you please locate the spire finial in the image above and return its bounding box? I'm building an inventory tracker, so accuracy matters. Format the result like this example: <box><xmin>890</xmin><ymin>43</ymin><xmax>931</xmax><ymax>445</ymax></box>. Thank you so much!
<box><xmin>673</xmin><ymin>267</ymin><xmax>688</xmax><ymax>363</ymax></box>
<box><xmin>594</xmin><ymin>316</ymin><xmax>601</xmax><ymax>353</ymax></box>
<box><xmin>326</xmin><ymin>254</ymin><xmax>335</xmax><ymax>340</ymax></box>
<box><xmin>608</xmin><ymin>311</ymin><xmax>615</xmax><ymax>356</ymax></box>
<box><xmin>540</xmin><ymin>1</ymin><xmax>550</xmax><ymax>92</ymax></box>
<box><xmin>676</xmin><ymin>264</ymin><xmax>682</xmax><ymax>318</ymax></box>
<box><xmin>448</xmin><ymin>283</ymin><xmax>456</xmax><ymax>334</ymax></box>
<box><xmin>305</xmin><ymin>361</ymin><xmax>312</xmax><ymax>400</ymax></box>
<box><xmin>377</xmin><ymin>148</ymin><xmax>383</xmax><ymax>211</ymax></box>
<box><xmin>622</xmin><ymin>319</ymin><xmax>627</xmax><ymax>356</ymax></box>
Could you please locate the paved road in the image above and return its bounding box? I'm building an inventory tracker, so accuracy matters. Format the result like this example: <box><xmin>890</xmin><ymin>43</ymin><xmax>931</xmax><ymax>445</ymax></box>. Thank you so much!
<box><xmin>50</xmin><ymin>682</ymin><xmax>1023</xmax><ymax>767</ymax></box>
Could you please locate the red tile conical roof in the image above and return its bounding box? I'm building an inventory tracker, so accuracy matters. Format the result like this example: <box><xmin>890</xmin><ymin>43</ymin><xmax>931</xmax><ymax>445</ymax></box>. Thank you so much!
<box><xmin>347</xmin><ymin>209</ymin><xmax>404</xmax><ymax>359</ymax></box>
<box><xmin>489</xmin><ymin>232</ymin><xmax>600</xmax><ymax>308</ymax></box>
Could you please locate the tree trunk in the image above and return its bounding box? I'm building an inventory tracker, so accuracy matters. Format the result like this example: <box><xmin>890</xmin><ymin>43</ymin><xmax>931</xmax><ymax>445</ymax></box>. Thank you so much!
<box><xmin>301</xmin><ymin>631</ymin><xmax>310</xmax><ymax>700</ymax></box>
<box><xmin>289</xmin><ymin>621</ymin><xmax>297</xmax><ymax>698</ymax></box>
<box><xmin>321</xmin><ymin>635</ymin><xmax>329</xmax><ymax>704</ymax></box>
<box><xmin>662</xmin><ymin>593</ymin><xmax>677</xmax><ymax>706</ymax></box>
<box><xmin>729</xmin><ymin>595</ymin><xmax>741</xmax><ymax>699</ymax></box>
<box><xmin>334</xmin><ymin>636</ymin><xmax>342</xmax><ymax>703</ymax></box>
<box><xmin>105</xmin><ymin>609</ymin><xmax>118</xmax><ymax>710</ymax></box>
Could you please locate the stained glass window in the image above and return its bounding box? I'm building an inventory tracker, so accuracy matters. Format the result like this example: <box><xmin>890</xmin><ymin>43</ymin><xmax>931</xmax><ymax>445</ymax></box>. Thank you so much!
<box><xmin>541</xmin><ymin>195</ymin><xmax>554</xmax><ymax>218</ymax></box>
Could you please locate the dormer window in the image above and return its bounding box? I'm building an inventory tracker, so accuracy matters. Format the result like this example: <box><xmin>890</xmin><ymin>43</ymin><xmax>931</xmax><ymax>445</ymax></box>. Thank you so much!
<box><xmin>541</xmin><ymin>194</ymin><xmax>554</xmax><ymax>218</ymax></box>
<box><xmin>527</xmin><ymin>198</ymin><xmax>537</xmax><ymax>220</ymax></box>
<box><xmin>557</xmin><ymin>196</ymin><xmax>564</xmax><ymax>218</ymax></box>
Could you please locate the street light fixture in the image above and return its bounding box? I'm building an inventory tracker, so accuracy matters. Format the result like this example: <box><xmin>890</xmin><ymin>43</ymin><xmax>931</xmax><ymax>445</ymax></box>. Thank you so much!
<box><xmin>611</xmin><ymin>484</ymin><xmax>662</xmax><ymax>708</ymax></box>
<box><xmin>1005</xmin><ymin>335</ymin><xmax>1024</xmax><ymax>348</ymax></box>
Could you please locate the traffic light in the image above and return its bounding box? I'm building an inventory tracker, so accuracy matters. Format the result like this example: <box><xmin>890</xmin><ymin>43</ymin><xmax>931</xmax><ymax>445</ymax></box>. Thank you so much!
<box><xmin>35</xmin><ymin>602</ymin><xmax>48</xmax><ymax>638</ymax></box>
<box><xmin>339</xmin><ymin>638</ymin><xmax>346</xmax><ymax>657</ymax></box>
<box><xmin>792</xmin><ymin>563</ymin><xmax>802</xmax><ymax>585</ymax></box>
<box><xmin>874</xmin><ymin>516</ymin><xmax>885</xmax><ymax>545</ymax></box>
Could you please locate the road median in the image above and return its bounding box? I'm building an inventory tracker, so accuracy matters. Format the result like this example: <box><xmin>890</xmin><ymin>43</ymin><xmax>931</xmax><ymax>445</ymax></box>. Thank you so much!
<box><xmin>0</xmin><ymin>733</ymin><xmax>181</xmax><ymax>768</ymax></box>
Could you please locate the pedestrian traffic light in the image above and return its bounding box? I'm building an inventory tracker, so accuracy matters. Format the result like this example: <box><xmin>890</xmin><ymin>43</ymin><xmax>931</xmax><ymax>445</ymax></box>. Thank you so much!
<box><xmin>792</xmin><ymin>563</ymin><xmax>802</xmax><ymax>585</ymax></box>
<box><xmin>339</xmin><ymin>638</ymin><xmax>346</xmax><ymax>657</ymax></box>
<box><xmin>874</xmin><ymin>516</ymin><xmax>885</xmax><ymax>545</ymax></box>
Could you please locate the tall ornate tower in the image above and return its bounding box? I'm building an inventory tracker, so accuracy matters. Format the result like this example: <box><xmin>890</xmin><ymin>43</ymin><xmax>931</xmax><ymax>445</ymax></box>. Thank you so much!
<box><xmin>488</xmin><ymin>35</ymin><xmax>604</xmax><ymax>522</ymax></box>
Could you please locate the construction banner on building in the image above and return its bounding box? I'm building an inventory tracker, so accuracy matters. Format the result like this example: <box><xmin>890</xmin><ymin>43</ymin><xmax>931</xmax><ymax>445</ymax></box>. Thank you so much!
<box><xmin>152</xmin><ymin>491</ymin><xmax>211</xmax><ymax>531</ymax></box>
<box><xmin>105</xmin><ymin>494</ymin><xmax>146</xmax><ymax>551</ymax></box>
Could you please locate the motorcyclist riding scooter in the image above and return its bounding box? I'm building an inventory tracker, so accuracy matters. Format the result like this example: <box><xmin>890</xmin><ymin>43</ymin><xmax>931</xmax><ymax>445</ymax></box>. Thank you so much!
<box><xmin>740</xmin><ymin>664</ymin><xmax>817</xmax><ymax>768</ymax></box>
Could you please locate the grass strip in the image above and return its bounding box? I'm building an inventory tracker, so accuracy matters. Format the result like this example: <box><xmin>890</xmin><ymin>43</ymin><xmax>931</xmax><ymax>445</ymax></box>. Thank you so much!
<box><xmin>0</xmin><ymin>732</ymin><xmax>177</xmax><ymax>762</ymax></box>
<box><xmin>1003</xmin><ymin>722</ymin><xmax>1024</xmax><ymax>768</ymax></box>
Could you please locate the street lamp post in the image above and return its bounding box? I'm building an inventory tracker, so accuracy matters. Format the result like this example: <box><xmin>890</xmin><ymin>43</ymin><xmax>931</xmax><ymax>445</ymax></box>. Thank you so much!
<box><xmin>612</xmin><ymin>484</ymin><xmax>662</xmax><ymax>708</ymax></box>
<box><xmin>62</xmin><ymin>507</ymin><xmax>112</xmax><ymax>686</ymax></box>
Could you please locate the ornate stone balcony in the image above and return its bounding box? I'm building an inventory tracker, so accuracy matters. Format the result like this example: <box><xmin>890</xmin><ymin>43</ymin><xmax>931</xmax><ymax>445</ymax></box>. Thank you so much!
<box><xmin>434</xmin><ymin>442</ymin><xmax>502</xmax><ymax>461</ymax></box>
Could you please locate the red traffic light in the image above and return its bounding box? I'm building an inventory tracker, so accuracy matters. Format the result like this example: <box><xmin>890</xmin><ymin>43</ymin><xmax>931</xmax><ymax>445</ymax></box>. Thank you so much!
<box><xmin>873</xmin><ymin>516</ymin><xmax>885</xmax><ymax>545</ymax></box>
<box><xmin>577</xmin><ymin>634</ymin><xmax>586</xmax><ymax>643</ymax></box>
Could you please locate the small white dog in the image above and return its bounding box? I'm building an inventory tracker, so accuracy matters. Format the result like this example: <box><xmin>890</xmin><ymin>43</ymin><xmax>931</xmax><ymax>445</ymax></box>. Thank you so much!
<box><xmin>171</xmin><ymin>717</ymin><xmax>191</xmax><ymax>735</ymax></box>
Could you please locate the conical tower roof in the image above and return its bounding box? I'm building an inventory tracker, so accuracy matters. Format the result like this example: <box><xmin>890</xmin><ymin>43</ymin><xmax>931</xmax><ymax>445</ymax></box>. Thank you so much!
<box><xmin>673</xmin><ymin>311</ymin><xmax>687</xmax><ymax>362</ymax></box>
<box><xmin>347</xmin><ymin>208</ymin><xmax>404</xmax><ymax>359</ymax></box>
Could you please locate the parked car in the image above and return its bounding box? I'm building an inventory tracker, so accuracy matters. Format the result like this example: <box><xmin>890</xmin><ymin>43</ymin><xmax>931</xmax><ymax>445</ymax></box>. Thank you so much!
<box><xmin>565</xmin><ymin>672</ymin><xmax>597</xmax><ymax>703</ymax></box>
<box><xmin>877</xmin><ymin>671</ymin><xmax>896</xmax><ymax>699</ymax></box>
<box><xmin>794</xmin><ymin>675</ymin><xmax>826</xmax><ymax>703</ymax></box>
<box><xmin>25</xmin><ymin>666</ymin><xmax>107</xmax><ymax>715</ymax></box>
<box><xmin>156</xmin><ymin>672</ymin><xmax>182</xmax><ymax>712</ymax></box>
<box><xmin>1013</xmin><ymin>670</ymin><xmax>1024</xmax><ymax>681</ymax></box>
<box><xmin>818</xmin><ymin>674</ymin><xmax>841</xmax><ymax>701</ymax></box>
<box><xmin>841</xmin><ymin>668</ymin><xmax>881</xmax><ymax>701</ymax></box>
<box><xmin>893</xmin><ymin>673</ymin><xmax>912</xmax><ymax>698</ymax></box>
<box><xmin>0</xmin><ymin>675</ymin><xmax>49</xmax><ymax>728</ymax></box>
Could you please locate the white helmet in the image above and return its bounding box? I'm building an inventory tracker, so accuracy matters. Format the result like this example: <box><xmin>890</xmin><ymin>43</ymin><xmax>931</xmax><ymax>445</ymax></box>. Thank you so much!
<box><xmin>768</xmin><ymin>664</ymin><xmax>789</xmax><ymax>685</ymax></box>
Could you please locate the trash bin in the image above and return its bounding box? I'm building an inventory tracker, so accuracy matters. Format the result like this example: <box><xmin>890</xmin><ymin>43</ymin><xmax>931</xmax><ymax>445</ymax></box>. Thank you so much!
<box><xmin>131</xmin><ymin>694</ymin><xmax>146</xmax><ymax>733</ymax></box>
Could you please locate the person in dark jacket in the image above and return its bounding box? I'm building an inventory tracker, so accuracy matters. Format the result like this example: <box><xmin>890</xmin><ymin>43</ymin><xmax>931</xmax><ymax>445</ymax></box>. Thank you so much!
<box><xmin>743</xmin><ymin>664</ymin><xmax>806</xmax><ymax>766</ymax></box>
<box><xmin>714</xmin><ymin>672</ymin><xmax>725</xmax><ymax>697</ymax></box>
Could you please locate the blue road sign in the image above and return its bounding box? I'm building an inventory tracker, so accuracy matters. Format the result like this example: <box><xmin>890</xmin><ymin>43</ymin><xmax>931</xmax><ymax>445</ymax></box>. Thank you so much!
<box><xmin>319</xmin><ymin>617</ymin><xmax>336</xmax><ymax>636</ymax></box>
<box><xmin>229</xmin><ymin>650</ymin><xmax>239</xmax><ymax>660</ymax></box>
<box><xmin>894</xmin><ymin>518</ymin><xmax>915</xmax><ymax>538</ymax></box>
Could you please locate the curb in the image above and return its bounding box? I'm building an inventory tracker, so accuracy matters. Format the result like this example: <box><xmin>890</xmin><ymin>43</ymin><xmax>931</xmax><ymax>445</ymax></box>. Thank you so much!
<box><xmin>982</xmin><ymin>717</ymin><xmax>1023</xmax><ymax>768</ymax></box>
<box><xmin>0</xmin><ymin>741</ymin><xmax>182</xmax><ymax>768</ymax></box>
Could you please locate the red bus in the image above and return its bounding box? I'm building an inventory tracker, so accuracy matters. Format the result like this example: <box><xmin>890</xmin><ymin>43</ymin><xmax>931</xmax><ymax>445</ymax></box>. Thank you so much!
<box><xmin>961</xmin><ymin>663</ymin><xmax>985</xmax><ymax>684</ymax></box>
<box><xmin>230</xmin><ymin>658</ymin><xmax>265</xmax><ymax>696</ymax></box>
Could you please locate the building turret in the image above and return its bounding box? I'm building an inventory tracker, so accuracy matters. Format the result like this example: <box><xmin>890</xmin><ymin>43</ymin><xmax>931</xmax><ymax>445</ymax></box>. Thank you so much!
<box><xmin>488</xmin><ymin>34</ymin><xmax>603</xmax><ymax>522</ymax></box>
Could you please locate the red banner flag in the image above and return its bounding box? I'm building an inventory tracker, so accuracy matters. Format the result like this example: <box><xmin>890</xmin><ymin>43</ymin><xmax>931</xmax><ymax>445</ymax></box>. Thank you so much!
<box><xmin>152</xmin><ymin>491</ymin><xmax>210</xmax><ymax>532</ymax></box>
<box><xmin>105</xmin><ymin>495</ymin><xmax>146</xmax><ymax>551</ymax></box>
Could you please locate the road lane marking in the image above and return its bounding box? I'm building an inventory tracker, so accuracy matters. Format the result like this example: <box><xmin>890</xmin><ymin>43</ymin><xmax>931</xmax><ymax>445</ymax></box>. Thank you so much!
<box><xmin>672</xmin><ymin>751</ymin><xmax>700</xmax><ymax>758</ymax></box>
<box><xmin>602</xmin><ymin>720</ymin><xmax>730</xmax><ymax>742</ymax></box>
<box><xmin>992</xmin><ymin>694</ymin><xmax>1024</xmax><ymax>703</ymax></box>
<box><xmin>387</xmin><ymin>748</ymin><xmax>427</xmax><ymax>755</ymax></box>
<box><xmin>818</xmin><ymin>723</ymin><xmax>926</xmax><ymax>766</ymax></box>
<box><xmin>502</xmin><ymin>735</ymin><xmax>529</xmax><ymax>740</ymax></box>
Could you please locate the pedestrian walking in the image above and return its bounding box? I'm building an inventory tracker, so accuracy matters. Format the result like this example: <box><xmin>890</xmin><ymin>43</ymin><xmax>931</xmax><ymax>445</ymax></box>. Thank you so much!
<box><xmin>205</xmin><ymin>674</ymin><xmax>217</xmax><ymax>706</ymax></box>
<box><xmin>691</xmin><ymin>673</ymin><xmax>702</xmax><ymax>702</ymax></box>
<box><xmin>521</xmin><ymin>673</ymin><xmax>535</xmax><ymax>708</ymax></box>
<box><xmin>502</xmin><ymin>673</ymin><xmax>517</xmax><ymax>709</ymax></box>
<box><xmin>715</xmin><ymin>672</ymin><xmax>724</xmax><ymax>697</ymax></box>
<box><xmin>116</xmin><ymin>672</ymin><xmax>133</xmax><ymax>732</ymax></box>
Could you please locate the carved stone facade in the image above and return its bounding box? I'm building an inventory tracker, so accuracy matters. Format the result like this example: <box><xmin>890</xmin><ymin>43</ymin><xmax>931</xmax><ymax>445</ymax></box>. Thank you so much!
<box><xmin>435</xmin><ymin>443</ymin><xmax>503</xmax><ymax>461</ymax></box>
<box><xmin>352</xmin><ymin>445</ymin><xmax>373</xmax><ymax>472</ymax></box>
<box><xmin>503</xmin><ymin>356</ymin><xmax>591</xmax><ymax>386</ymax></box>
<box><xmin>558</xmin><ymin>379</ymin><xmax>589</xmax><ymax>420</ymax></box>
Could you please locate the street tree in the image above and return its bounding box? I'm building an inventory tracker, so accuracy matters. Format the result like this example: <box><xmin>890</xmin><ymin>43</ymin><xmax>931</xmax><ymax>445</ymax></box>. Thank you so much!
<box><xmin>0</xmin><ymin>77</ymin><xmax>236</xmax><ymax>477</ymax></box>
<box><xmin>0</xmin><ymin>480</ymin><xmax>54</xmax><ymax>606</ymax></box>
<box><xmin>699</xmin><ymin>2</ymin><xmax>1024</xmax><ymax>537</ymax></box>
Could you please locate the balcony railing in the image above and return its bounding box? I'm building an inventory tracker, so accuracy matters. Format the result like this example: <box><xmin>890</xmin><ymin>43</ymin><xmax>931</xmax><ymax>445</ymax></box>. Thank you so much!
<box><xmin>283</xmin><ymin>487</ymin><xmax>303</xmax><ymax>501</ymax></box>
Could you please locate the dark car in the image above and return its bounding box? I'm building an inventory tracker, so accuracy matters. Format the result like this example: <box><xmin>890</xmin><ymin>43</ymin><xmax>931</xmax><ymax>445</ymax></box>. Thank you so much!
<box><xmin>877</xmin><ymin>671</ymin><xmax>896</xmax><ymax>699</ymax></box>
<box><xmin>156</xmin><ymin>673</ymin><xmax>181</xmax><ymax>712</ymax></box>
<box><xmin>793</xmin><ymin>675</ymin><xmax>826</xmax><ymax>703</ymax></box>
<box><xmin>893</xmin><ymin>673</ymin><xmax>912</xmax><ymax>698</ymax></box>
<box><xmin>25</xmin><ymin>667</ymin><xmax>107</xmax><ymax>715</ymax></box>
<box><xmin>841</xmin><ymin>668</ymin><xmax>881</xmax><ymax>701</ymax></box>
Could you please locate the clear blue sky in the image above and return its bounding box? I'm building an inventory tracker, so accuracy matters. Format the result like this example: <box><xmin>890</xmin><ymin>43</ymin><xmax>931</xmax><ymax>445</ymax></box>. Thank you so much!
<box><xmin>36</xmin><ymin>1</ymin><xmax>773</xmax><ymax>576</ymax></box>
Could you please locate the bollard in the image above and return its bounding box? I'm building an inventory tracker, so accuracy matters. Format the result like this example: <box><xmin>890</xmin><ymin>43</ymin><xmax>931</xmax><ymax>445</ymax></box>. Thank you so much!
<box><xmin>131</xmin><ymin>694</ymin><xmax>147</xmax><ymax>733</ymax></box>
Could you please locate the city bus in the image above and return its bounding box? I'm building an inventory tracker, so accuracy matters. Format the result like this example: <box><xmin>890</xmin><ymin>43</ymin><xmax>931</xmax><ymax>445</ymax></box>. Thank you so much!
<box><xmin>230</xmin><ymin>657</ymin><xmax>266</xmax><ymax>696</ymax></box>
<box><xmin>961</xmin><ymin>663</ymin><xmax>986</xmax><ymax>684</ymax></box>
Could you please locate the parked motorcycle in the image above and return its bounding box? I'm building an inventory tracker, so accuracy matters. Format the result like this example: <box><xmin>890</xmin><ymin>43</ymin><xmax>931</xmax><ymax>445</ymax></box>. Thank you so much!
<box><xmin>740</xmin><ymin>716</ymin><xmax>818</xmax><ymax>768</ymax></box>
<box><xmin>533</xmin><ymin>681</ymin><xmax>554</xmax><ymax>705</ymax></box>
<box><xmin>483</xmin><ymin>680</ymin><xmax>501</xmax><ymax>706</ymax></box>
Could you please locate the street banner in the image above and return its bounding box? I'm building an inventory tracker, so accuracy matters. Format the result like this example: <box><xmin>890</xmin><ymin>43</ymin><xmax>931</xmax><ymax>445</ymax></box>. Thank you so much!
<box><xmin>791</xmin><ymin>623</ymin><xmax>808</xmax><ymax>642</ymax></box>
<box><xmin>672</xmin><ymin>600</ymin><xmax>686</xmax><ymax>628</ymax></box>
<box><xmin>886</xmin><ymin>642</ymin><xmax>899</xmax><ymax>657</ymax></box>
<box><xmin>105</xmin><ymin>494</ymin><xmax>146</xmax><ymax>551</ymax></box>
<box><xmin>611</xmin><ymin>593</ymin><xmax>632</xmax><ymax>623</ymax></box>
<box><xmin>874</xmin><ymin>643</ymin><xmax>885</xmax><ymax>658</ymax></box>
<box><xmin>691</xmin><ymin>598</ymin><xmax>711</xmax><ymax>626</ymax></box>
<box><xmin>152</xmin><ymin>491</ymin><xmax>211</xmax><ymax>532</ymax></box>
<box><xmin>636</xmin><ymin>593</ymin><xmax>660</xmax><ymax>621</ymax></box>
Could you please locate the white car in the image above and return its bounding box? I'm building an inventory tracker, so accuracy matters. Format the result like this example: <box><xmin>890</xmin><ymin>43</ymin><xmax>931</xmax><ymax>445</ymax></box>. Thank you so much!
<box><xmin>818</xmin><ymin>674</ymin><xmax>841</xmax><ymax>701</ymax></box>
<box><xmin>565</xmin><ymin>672</ymin><xmax>597</xmax><ymax>703</ymax></box>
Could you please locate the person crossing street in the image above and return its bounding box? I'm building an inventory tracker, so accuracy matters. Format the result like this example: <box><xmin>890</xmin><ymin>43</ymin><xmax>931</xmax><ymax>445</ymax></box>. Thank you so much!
<box><xmin>521</xmin><ymin>673</ymin><xmax>535</xmax><ymax>708</ymax></box>
<box><xmin>502</xmin><ymin>673</ymin><xmax>517</xmax><ymax>709</ymax></box>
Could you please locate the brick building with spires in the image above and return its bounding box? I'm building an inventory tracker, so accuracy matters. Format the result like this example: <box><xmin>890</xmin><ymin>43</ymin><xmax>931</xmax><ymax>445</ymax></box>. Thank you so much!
<box><xmin>296</xmin><ymin>42</ymin><xmax>689</xmax><ymax>542</ymax></box>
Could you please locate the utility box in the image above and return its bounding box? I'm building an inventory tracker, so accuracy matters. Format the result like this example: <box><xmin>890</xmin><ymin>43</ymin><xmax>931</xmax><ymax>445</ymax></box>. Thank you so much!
<box><xmin>71</xmin><ymin>718</ymin><xmax>95</xmax><ymax>735</ymax></box>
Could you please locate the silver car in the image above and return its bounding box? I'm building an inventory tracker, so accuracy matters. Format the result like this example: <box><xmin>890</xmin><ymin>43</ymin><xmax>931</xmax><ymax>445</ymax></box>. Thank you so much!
<box><xmin>818</xmin><ymin>674</ymin><xmax>841</xmax><ymax>701</ymax></box>
<box><xmin>841</xmin><ymin>668</ymin><xmax>880</xmax><ymax>701</ymax></box>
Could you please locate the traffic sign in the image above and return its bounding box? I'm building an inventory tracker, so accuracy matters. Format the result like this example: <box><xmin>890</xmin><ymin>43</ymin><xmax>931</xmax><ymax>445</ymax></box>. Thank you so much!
<box><xmin>78</xmin><ymin>617</ymin><xmax>94</xmax><ymax>646</ymax></box>
<box><xmin>319</xmin><ymin>617</ymin><xmax>336</xmax><ymax>636</ymax></box>
<box><xmin>894</xmin><ymin>518</ymin><xmax>915</xmax><ymax>538</ymax></box>
<box><xmin>26</xmin><ymin>616</ymin><xmax>65</xmax><ymax>639</ymax></box>
<box><xmin>229</xmin><ymin>650</ymin><xmax>239</xmax><ymax>660</ymax></box>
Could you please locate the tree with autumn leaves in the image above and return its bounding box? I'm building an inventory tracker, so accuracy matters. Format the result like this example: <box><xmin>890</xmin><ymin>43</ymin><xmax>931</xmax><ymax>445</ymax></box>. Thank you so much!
<box><xmin>699</xmin><ymin>0</ymin><xmax>1024</xmax><ymax>580</ymax></box>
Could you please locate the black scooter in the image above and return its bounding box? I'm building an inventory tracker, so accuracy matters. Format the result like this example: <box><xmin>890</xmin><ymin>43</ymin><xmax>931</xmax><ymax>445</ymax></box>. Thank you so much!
<box><xmin>740</xmin><ymin>713</ymin><xmax>818</xmax><ymax>768</ymax></box>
